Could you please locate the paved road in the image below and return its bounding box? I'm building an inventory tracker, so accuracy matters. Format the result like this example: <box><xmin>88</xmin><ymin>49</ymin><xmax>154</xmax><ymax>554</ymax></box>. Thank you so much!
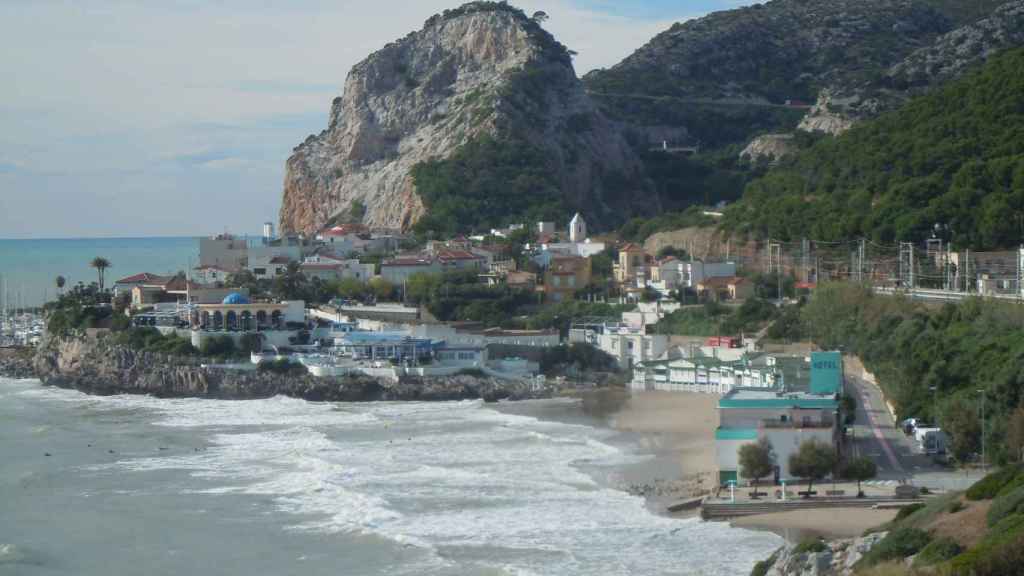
<box><xmin>845</xmin><ymin>373</ymin><xmax>958</xmax><ymax>485</ymax></box>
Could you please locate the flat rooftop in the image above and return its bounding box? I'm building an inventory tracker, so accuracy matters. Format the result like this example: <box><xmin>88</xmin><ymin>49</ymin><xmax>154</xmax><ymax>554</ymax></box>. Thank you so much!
<box><xmin>720</xmin><ymin>387</ymin><xmax>838</xmax><ymax>410</ymax></box>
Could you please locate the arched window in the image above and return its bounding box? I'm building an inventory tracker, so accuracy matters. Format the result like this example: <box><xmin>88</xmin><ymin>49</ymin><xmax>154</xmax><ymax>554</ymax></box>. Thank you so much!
<box><xmin>256</xmin><ymin>310</ymin><xmax>267</xmax><ymax>328</ymax></box>
<box><xmin>271</xmin><ymin>310</ymin><xmax>282</xmax><ymax>330</ymax></box>
<box><xmin>201</xmin><ymin>311</ymin><xmax>210</xmax><ymax>330</ymax></box>
<box><xmin>240</xmin><ymin>311</ymin><xmax>252</xmax><ymax>331</ymax></box>
<box><xmin>213</xmin><ymin>311</ymin><xmax>223</xmax><ymax>331</ymax></box>
<box><xmin>226</xmin><ymin>311</ymin><xmax>238</xmax><ymax>331</ymax></box>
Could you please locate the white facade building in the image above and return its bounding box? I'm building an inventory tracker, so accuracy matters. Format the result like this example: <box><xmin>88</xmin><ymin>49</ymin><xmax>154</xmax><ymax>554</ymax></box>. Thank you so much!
<box><xmin>569</xmin><ymin>213</ymin><xmax>587</xmax><ymax>243</ymax></box>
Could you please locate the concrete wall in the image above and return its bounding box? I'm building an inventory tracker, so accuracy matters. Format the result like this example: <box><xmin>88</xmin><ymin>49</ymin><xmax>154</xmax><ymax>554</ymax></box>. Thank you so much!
<box><xmin>763</xmin><ymin>427</ymin><xmax>835</xmax><ymax>480</ymax></box>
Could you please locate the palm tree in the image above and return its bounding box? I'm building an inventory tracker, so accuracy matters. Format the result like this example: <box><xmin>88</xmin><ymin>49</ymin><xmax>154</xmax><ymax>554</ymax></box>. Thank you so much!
<box><xmin>55</xmin><ymin>275</ymin><xmax>66</xmax><ymax>295</ymax></box>
<box><xmin>90</xmin><ymin>257</ymin><xmax>111</xmax><ymax>291</ymax></box>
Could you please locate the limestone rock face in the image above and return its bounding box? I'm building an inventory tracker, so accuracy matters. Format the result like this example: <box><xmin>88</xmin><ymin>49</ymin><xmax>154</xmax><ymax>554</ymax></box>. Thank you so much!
<box><xmin>740</xmin><ymin>133</ymin><xmax>797</xmax><ymax>163</ymax></box>
<box><xmin>888</xmin><ymin>0</ymin><xmax>1024</xmax><ymax>88</ymax></box>
<box><xmin>280</xmin><ymin>4</ymin><xmax>640</xmax><ymax>235</ymax></box>
<box><xmin>764</xmin><ymin>532</ymin><xmax>888</xmax><ymax>576</ymax></box>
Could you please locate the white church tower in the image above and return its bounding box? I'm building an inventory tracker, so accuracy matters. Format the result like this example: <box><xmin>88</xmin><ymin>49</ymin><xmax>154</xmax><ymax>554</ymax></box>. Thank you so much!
<box><xmin>569</xmin><ymin>212</ymin><xmax>587</xmax><ymax>243</ymax></box>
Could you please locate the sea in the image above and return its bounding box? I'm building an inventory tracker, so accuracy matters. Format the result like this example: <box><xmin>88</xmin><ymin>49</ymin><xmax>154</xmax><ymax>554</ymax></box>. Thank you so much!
<box><xmin>0</xmin><ymin>237</ymin><xmax>205</xmax><ymax>309</ymax></box>
<box><xmin>0</xmin><ymin>377</ymin><xmax>782</xmax><ymax>576</ymax></box>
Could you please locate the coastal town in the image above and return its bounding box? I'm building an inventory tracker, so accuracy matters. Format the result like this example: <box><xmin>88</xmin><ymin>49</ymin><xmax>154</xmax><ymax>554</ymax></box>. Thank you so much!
<box><xmin>7</xmin><ymin>0</ymin><xmax>1024</xmax><ymax>574</ymax></box>
<box><xmin>2</xmin><ymin>212</ymin><xmax>963</xmax><ymax>514</ymax></box>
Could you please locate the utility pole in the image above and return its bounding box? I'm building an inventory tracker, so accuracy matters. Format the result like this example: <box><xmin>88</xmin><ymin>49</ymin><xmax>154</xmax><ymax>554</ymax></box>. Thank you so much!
<box><xmin>978</xmin><ymin>389</ymin><xmax>987</xmax><ymax>472</ymax></box>
<box><xmin>965</xmin><ymin>249</ymin><xmax>971</xmax><ymax>293</ymax></box>
<box><xmin>898</xmin><ymin>242</ymin><xmax>915</xmax><ymax>291</ymax></box>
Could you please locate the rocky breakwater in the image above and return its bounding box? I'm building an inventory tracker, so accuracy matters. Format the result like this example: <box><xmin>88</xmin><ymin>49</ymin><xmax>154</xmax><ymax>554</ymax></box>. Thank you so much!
<box><xmin>279</xmin><ymin>2</ymin><xmax>641</xmax><ymax>234</ymax></box>
<box><xmin>32</xmin><ymin>336</ymin><xmax>547</xmax><ymax>403</ymax></box>
<box><xmin>756</xmin><ymin>533</ymin><xmax>887</xmax><ymax>576</ymax></box>
<box><xmin>0</xmin><ymin>347</ymin><xmax>37</xmax><ymax>379</ymax></box>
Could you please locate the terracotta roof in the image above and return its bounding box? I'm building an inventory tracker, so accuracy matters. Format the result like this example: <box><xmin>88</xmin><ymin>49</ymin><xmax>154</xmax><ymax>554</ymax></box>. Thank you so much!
<box><xmin>437</xmin><ymin>250</ymin><xmax>482</xmax><ymax>261</ymax></box>
<box><xmin>115</xmin><ymin>272</ymin><xmax>167</xmax><ymax>285</ymax></box>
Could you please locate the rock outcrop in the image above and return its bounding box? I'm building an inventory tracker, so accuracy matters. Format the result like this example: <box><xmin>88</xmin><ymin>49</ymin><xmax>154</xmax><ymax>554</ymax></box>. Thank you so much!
<box><xmin>761</xmin><ymin>532</ymin><xmax>888</xmax><ymax>576</ymax></box>
<box><xmin>888</xmin><ymin>0</ymin><xmax>1024</xmax><ymax>89</ymax></box>
<box><xmin>740</xmin><ymin>134</ymin><xmax>797</xmax><ymax>163</ymax></box>
<box><xmin>0</xmin><ymin>347</ymin><xmax>36</xmax><ymax>379</ymax></box>
<box><xmin>280</xmin><ymin>2</ymin><xmax>641</xmax><ymax>235</ymax></box>
<box><xmin>32</xmin><ymin>335</ymin><xmax>548</xmax><ymax>403</ymax></box>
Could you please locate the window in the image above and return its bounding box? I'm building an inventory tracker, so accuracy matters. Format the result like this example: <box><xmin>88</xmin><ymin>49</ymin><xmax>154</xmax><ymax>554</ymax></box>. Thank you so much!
<box><xmin>254</xmin><ymin>268</ymin><xmax>267</xmax><ymax>275</ymax></box>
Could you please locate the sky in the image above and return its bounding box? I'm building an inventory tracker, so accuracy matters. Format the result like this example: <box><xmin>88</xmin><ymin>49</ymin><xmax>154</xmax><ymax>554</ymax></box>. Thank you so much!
<box><xmin>0</xmin><ymin>0</ymin><xmax>753</xmax><ymax>240</ymax></box>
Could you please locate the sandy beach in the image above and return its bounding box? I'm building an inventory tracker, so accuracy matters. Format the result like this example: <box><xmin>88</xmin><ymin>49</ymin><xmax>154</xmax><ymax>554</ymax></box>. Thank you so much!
<box><xmin>731</xmin><ymin>508</ymin><xmax>898</xmax><ymax>541</ymax></box>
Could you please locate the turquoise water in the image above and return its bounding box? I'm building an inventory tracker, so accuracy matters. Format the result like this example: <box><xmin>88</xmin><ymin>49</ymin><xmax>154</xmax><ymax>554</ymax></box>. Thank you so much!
<box><xmin>0</xmin><ymin>237</ymin><xmax>200</xmax><ymax>307</ymax></box>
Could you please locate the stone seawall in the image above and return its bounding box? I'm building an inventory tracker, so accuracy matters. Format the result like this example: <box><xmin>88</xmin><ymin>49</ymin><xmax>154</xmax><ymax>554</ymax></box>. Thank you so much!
<box><xmin>22</xmin><ymin>336</ymin><xmax>548</xmax><ymax>403</ymax></box>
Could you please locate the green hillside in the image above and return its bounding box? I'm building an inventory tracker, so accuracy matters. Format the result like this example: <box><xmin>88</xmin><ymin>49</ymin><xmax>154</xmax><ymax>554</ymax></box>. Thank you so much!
<box><xmin>722</xmin><ymin>47</ymin><xmax>1024</xmax><ymax>250</ymax></box>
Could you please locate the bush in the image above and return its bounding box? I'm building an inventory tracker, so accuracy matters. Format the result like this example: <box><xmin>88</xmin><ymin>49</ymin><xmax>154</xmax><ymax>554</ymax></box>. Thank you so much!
<box><xmin>854</xmin><ymin>528</ymin><xmax>931</xmax><ymax>570</ymax></box>
<box><xmin>987</xmin><ymin>485</ymin><xmax>1024</xmax><ymax>527</ymax></box>
<box><xmin>893</xmin><ymin>503</ymin><xmax>926</xmax><ymax>523</ymax></box>
<box><xmin>966</xmin><ymin>464</ymin><xmax>1024</xmax><ymax>500</ymax></box>
<box><xmin>947</xmin><ymin>500</ymin><xmax>964</xmax><ymax>514</ymax></box>
<box><xmin>793</xmin><ymin>537</ymin><xmax>826</xmax><ymax>555</ymax></box>
<box><xmin>749</xmin><ymin>549</ymin><xmax>780</xmax><ymax>576</ymax></box>
<box><xmin>913</xmin><ymin>536</ymin><xmax>962</xmax><ymax>567</ymax></box>
<box><xmin>949</xmin><ymin>514</ymin><xmax>1024</xmax><ymax>575</ymax></box>
<box><xmin>200</xmin><ymin>335</ymin><xmax>237</xmax><ymax>358</ymax></box>
<box><xmin>257</xmin><ymin>359</ymin><xmax>307</xmax><ymax>376</ymax></box>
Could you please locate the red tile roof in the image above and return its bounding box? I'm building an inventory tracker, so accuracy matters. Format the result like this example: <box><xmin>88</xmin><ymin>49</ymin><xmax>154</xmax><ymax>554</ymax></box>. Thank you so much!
<box><xmin>437</xmin><ymin>250</ymin><xmax>482</xmax><ymax>261</ymax></box>
<box><xmin>115</xmin><ymin>272</ymin><xmax>167</xmax><ymax>285</ymax></box>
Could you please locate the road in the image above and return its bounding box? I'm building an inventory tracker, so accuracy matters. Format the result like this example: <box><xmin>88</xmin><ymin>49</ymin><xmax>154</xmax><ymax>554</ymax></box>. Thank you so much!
<box><xmin>844</xmin><ymin>371</ymin><xmax>976</xmax><ymax>490</ymax></box>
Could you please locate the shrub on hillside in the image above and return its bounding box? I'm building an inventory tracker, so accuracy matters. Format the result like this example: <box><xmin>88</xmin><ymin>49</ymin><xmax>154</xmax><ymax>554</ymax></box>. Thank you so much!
<box><xmin>793</xmin><ymin>537</ymin><xmax>826</xmax><ymax>555</ymax></box>
<box><xmin>966</xmin><ymin>464</ymin><xmax>1024</xmax><ymax>500</ymax></box>
<box><xmin>893</xmin><ymin>503</ymin><xmax>926</xmax><ymax>523</ymax></box>
<box><xmin>986</xmin><ymin>485</ymin><xmax>1024</xmax><ymax>527</ymax></box>
<box><xmin>749</xmin><ymin>549</ymin><xmax>780</xmax><ymax>576</ymax></box>
<box><xmin>913</xmin><ymin>536</ymin><xmax>962</xmax><ymax>567</ymax></box>
<box><xmin>949</xmin><ymin>514</ymin><xmax>1024</xmax><ymax>575</ymax></box>
<box><xmin>854</xmin><ymin>528</ymin><xmax>931</xmax><ymax>570</ymax></box>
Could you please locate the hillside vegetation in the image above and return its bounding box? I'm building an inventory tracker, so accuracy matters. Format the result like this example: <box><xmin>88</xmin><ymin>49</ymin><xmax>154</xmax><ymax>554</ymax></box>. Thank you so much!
<box><xmin>722</xmin><ymin>47</ymin><xmax>1024</xmax><ymax>250</ymax></box>
<box><xmin>788</xmin><ymin>283</ymin><xmax>1024</xmax><ymax>465</ymax></box>
<box><xmin>842</xmin><ymin>466</ymin><xmax>1024</xmax><ymax>575</ymax></box>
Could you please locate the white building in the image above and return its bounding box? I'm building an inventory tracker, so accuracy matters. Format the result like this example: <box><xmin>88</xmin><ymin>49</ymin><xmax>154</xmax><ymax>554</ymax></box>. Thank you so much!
<box><xmin>650</xmin><ymin>259</ymin><xmax>738</xmax><ymax>295</ymax></box>
<box><xmin>569</xmin><ymin>213</ymin><xmax>587</xmax><ymax>243</ymax></box>
<box><xmin>631</xmin><ymin>351</ymin><xmax>800</xmax><ymax>394</ymax></box>
<box><xmin>570</xmin><ymin>321</ymin><xmax>669</xmax><ymax>370</ymax></box>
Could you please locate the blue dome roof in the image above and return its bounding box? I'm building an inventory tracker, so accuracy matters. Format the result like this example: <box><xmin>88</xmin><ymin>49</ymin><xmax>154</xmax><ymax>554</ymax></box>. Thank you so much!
<box><xmin>222</xmin><ymin>292</ymin><xmax>250</xmax><ymax>305</ymax></box>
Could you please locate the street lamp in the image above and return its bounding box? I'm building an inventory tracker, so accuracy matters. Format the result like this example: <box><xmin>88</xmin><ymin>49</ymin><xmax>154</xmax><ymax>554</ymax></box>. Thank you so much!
<box><xmin>977</xmin><ymin>389</ymin><xmax>987</xmax><ymax>472</ymax></box>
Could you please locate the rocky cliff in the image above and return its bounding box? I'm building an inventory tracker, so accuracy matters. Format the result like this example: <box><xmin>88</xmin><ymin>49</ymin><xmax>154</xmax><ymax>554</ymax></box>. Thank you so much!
<box><xmin>584</xmin><ymin>0</ymin><xmax>953</xmax><ymax>143</ymax></box>
<box><xmin>31</xmin><ymin>336</ymin><xmax>547</xmax><ymax>403</ymax></box>
<box><xmin>280</xmin><ymin>2</ymin><xmax>641</xmax><ymax>235</ymax></box>
<box><xmin>888</xmin><ymin>0</ymin><xmax>1024</xmax><ymax>89</ymax></box>
<box><xmin>584</xmin><ymin>0</ymin><xmax>1024</xmax><ymax>146</ymax></box>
